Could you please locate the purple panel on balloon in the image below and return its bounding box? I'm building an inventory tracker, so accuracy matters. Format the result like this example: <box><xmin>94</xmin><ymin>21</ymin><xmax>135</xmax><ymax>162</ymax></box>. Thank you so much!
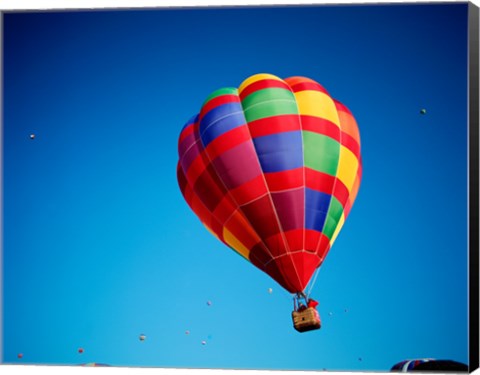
<box><xmin>211</xmin><ymin>141</ymin><xmax>262</xmax><ymax>189</ymax></box>
<box><xmin>271</xmin><ymin>189</ymin><xmax>304</xmax><ymax>231</ymax></box>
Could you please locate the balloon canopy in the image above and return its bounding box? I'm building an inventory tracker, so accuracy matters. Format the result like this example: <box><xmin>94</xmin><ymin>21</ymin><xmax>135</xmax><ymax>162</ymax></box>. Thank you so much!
<box><xmin>177</xmin><ymin>73</ymin><xmax>362</xmax><ymax>294</ymax></box>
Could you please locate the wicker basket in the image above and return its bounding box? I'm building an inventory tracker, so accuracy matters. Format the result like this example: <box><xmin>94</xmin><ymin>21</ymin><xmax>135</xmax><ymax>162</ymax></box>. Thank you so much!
<box><xmin>292</xmin><ymin>307</ymin><xmax>321</xmax><ymax>332</ymax></box>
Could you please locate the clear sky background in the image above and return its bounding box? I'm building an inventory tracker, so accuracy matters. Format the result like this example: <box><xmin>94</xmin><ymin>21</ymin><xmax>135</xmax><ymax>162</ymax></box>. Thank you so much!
<box><xmin>2</xmin><ymin>3</ymin><xmax>470</xmax><ymax>372</ymax></box>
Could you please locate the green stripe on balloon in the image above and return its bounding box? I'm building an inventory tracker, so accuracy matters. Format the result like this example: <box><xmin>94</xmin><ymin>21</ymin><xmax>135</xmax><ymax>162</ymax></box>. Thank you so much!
<box><xmin>243</xmin><ymin>100</ymin><xmax>299</xmax><ymax>122</ymax></box>
<box><xmin>303</xmin><ymin>131</ymin><xmax>340</xmax><ymax>175</ymax></box>
<box><xmin>323</xmin><ymin>197</ymin><xmax>344</xmax><ymax>239</ymax></box>
<box><xmin>203</xmin><ymin>87</ymin><xmax>238</xmax><ymax>105</ymax></box>
<box><xmin>241</xmin><ymin>88</ymin><xmax>296</xmax><ymax>110</ymax></box>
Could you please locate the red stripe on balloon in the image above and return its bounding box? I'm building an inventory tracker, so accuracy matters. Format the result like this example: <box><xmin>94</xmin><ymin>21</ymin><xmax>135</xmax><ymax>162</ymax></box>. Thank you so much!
<box><xmin>305</xmin><ymin>229</ymin><xmax>322</xmax><ymax>253</ymax></box>
<box><xmin>229</xmin><ymin>175</ymin><xmax>268</xmax><ymax>206</ymax></box>
<box><xmin>283</xmin><ymin>229</ymin><xmax>304</xmax><ymax>251</ymax></box>
<box><xmin>273</xmin><ymin>254</ymin><xmax>304</xmax><ymax>292</ymax></box>
<box><xmin>204</xmin><ymin>125</ymin><xmax>251</xmax><ymax>161</ymax></box>
<box><xmin>333</xmin><ymin>179</ymin><xmax>350</xmax><ymax>208</ymax></box>
<box><xmin>263</xmin><ymin>232</ymin><xmax>288</xmax><ymax>258</ymax></box>
<box><xmin>271</xmin><ymin>189</ymin><xmax>304</xmax><ymax>231</ymax></box>
<box><xmin>178</xmin><ymin>123</ymin><xmax>195</xmax><ymax>146</ymax></box>
<box><xmin>248</xmin><ymin>114</ymin><xmax>301</xmax><ymax>138</ymax></box>
<box><xmin>301</xmin><ymin>115</ymin><xmax>341</xmax><ymax>141</ymax></box>
<box><xmin>184</xmin><ymin>151</ymin><xmax>208</xmax><ymax>186</ymax></box>
<box><xmin>341</xmin><ymin>131</ymin><xmax>361</xmax><ymax>159</ymax></box>
<box><xmin>306</xmin><ymin>168</ymin><xmax>350</xmax><ymax>208</ymax></box>
<box><xmin>344</xmin><ymin>200</ymin><xmax>353</xmax><ymax>218</ymax></box>
<box><xmin>288</xmin><ymin>81</ymin><xmax>329</xmax><ymax>95</ymax></box>
<box><xmin>315</xmin><ymin>232</ymin><xmax>331</xmax><ymax>260</ymax></box>
<box><xmin>241</xmin><ymin>196</ymin><xmax>282</xmax><ymax>245</ymax></box>
<box><xmin>224</xmin><ymin>212</ymin><xmax>261</xmax><ymax>250</ymax></box>
<box><xmin>250</xmin><ymin>252</ymin><xmax>294</xmax><ymax>292</ymax></box>
<box><xmin>333</xmin><ymin>99</ymin><xmax>353</xmax><ymax>115</ymax></box>
<box><xmin>291</xmin><ymin>252</ymin><xmax>322</xmax><ymax>288</ymax></box>
<box><xmin>177</xmin><ymin>163</ymin><xmax>188</xmax><ymax>196</ymax></box>
<box><xmin>192</xmin><ymin>164</ymin><xmax>228</xmax><ymax>212</ymax></box>
<box><xmin>249</xmin><ymin>242</ymin><xmax>273</xmax><ymax>266</ymax></box>
<box><xmin>212</xmin><ymin>196</ymin><xmax>237</xmax><ymax>224</ymax></box>
<box><xmin>208</xmin><ymin>213</ymin><xmax>224</xmax><ymax>240</ymax></box>
<box><xmin>305</xmin><ymin>168</ymin><xmax>336</xmax><ymax>194</ymax></box>
<box><xmin>264</xmin><ymin>168</ymin><xmax>303</xmax><ymax>192</ymax></box>
<box><xmin>239</xmin><ymin>79</ymin><xmax>291</xmax><ymax>100</ymax></box>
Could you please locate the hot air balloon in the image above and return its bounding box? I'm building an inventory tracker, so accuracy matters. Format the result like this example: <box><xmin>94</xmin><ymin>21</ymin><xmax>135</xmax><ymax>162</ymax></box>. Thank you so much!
<box><xmin>391</xmin><ymin>359</ymin><xmax>468</xmax><ymax>372</ymax></box>
<box><xmin>391</xmin><ymin>359</ymin><xmax>434</xmax><ymax>372</ymax></box>
<box><xmin>177</xmin><ymin>73</ymin><xmax>362</xmax><ymax>332</ymax></box>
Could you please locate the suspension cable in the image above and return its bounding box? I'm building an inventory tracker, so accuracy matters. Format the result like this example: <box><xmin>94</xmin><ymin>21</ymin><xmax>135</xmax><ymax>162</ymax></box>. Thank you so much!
<box><xmin>306</xmin><ymin>267</ymin><xmax>321</xmax><ymax>299</ymax></box>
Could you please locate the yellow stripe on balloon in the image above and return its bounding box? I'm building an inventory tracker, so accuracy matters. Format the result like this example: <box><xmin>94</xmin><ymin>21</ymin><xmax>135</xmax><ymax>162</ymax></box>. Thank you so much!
<box><xmin>336</xmin><ymin>145</ymin><xmax>359</xmax><ymax>192</ymax></box>
<box><xmin>223</xmin><ymin>227</ymin><xmax>250</xmax><ymax>260</ymax></box>
<box><xmin>238</xmin><ymin>73</ymin><xmax>283</xmax><ymax>93</ymax></box>
<box><xmin>294</xmin><ymin>91</ymin><xmax>340</xmax><ymax>126</ymax></box>
<box><xmin>330</xmin><ymin>214</ymin><xmax>345</xmax><ymax>246</ymax></box>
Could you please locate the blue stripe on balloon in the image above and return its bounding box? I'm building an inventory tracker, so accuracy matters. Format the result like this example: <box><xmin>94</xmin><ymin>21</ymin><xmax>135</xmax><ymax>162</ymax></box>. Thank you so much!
<box><xmin>182</xmin><ymin>114</ymin><xmax>199</xmax><ymax>130</ymax></box>
<box><xmin>252</xmin><ymin>131</ymin><xmax>303</xmax><ymax>173</ymax></box>
<box><xmin>305</xmin><ymin>188</ymin><xmax>332</xmax><ymax>231</ymax></box>
<box><xmin>200</xmin><ymin>103</ymin><xmax>245</xmax><ymax>146</ymax></box>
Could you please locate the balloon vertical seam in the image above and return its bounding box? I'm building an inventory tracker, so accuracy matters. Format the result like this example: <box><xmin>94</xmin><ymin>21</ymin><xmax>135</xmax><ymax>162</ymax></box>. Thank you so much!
<box><xmin>196</xmin><ymin>89</ymin><xmax>278</xmax><ymax>263</ymax></box>
<box><xmin>238</xmin><ymin>77</ymin><xmax>304</xmax><ymax>292</ymax></box>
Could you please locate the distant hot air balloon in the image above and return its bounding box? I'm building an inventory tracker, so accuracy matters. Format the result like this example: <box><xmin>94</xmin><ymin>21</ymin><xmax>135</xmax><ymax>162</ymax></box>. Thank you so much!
<box><xmin>391</xmin><ymin>358</ymin><xmax>468</xmax><ymax>372</ymax></box>
<box><xmin>81</xmin><ymin>363</ymin><xmax>110</xmax><ymax>367</ymax></box>
<box><xmin>139</xmin><ymin>334</ymin><xmax>146</xmax><ymax>341</ymax></box>
<box><xmin>177</xmin><ymin>73</ymin><xmax>362</xmax><ymax>332</ymax></box>
<box><xmin>185</xmin><ymin>330</ymin><xmax>190</xmax><ymax>335</ymax></box>
<box><xmin>206</xmin><ymin>301</ymin><xmax>212</xmax><ymax>306</ymax></box>
<box><xmin>29</xmin><ymin>134</ymin><xmax>35</xmax><ymax>140</ymax></box>
<box><xmin>17</xmin><ymin>353</ymin><xmax>23</xmax><ymax>359</ymax></box>
<box><xmin>391</xmin><ymin>359</ymin><xmax>433</xmax><ymax>372</ymax></box>
<box><xmin>78</xmin><ymin>348</ymin><xmax>84</xmax><ymax>354</ymax></box>
<box><xmin>201</xmin><ymin>340</ymin><xmax>207</xmax><ymax>345</ymax></box>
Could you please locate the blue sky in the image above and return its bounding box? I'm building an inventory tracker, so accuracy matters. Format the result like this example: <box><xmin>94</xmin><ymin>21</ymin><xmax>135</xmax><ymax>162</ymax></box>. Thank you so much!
<box><xmin>2</xmin><ymin>3</ymin><xmax>470</xmax><ymax>371</ymax></box>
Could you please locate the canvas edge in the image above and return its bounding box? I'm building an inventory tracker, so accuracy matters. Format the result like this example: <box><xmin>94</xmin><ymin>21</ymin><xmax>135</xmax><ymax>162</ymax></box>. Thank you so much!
<box><xmin>0</xmin><ymin>10</ymin><xmax>4</xmax><ymax>366</ymax></box>
<box><xmin>468</xmin><ymin>1</ymin><xmax>480</xmax><ymax>373</ymax></box>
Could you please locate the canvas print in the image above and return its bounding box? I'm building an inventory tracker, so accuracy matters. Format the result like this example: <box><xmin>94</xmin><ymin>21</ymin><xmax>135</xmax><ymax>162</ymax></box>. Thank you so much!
<box><xmin>1</xmin><ymin>2</ymin><xmax>478</xmax><ymax>372</ymax></box>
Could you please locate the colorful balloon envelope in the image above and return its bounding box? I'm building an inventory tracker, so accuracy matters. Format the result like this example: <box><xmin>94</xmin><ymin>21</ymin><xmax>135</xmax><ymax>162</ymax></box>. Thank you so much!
<box><xmin>177</xmin><ymin>73</ymin><xmax>362</xmax><ymax>294</ymax></box>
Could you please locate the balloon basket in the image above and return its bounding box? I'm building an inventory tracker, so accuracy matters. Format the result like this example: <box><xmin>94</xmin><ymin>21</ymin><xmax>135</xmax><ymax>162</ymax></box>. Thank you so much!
<box><xmin>292</xmin><ymin>307</ymin><xmax>321</xmax><ymax>332</ymax></box>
